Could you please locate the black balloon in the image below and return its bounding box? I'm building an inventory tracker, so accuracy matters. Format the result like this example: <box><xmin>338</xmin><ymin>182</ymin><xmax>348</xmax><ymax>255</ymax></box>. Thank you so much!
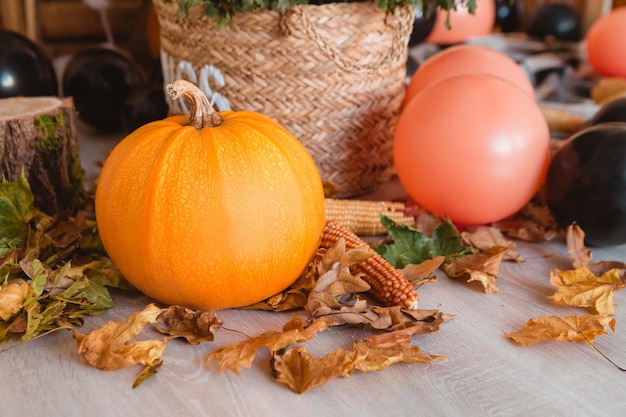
<box><xmin>409</xmin><ymin>6</ymin><xmax>437</xmax><ymax>46</ymax></box>
<box><xmin>62</xmin><ymin>47</ymin><xmax>146</xmax><ymax>131</ymax></box>
<box><xmin>526</xmin><ymin>3</ymin><xmax>582</xmax><ymax>42</ymax></box>
<box><xmin>591</xmin><ymin>97</ymin><xmax>626</xmax><ymax>125</ymax></box>
<box><xmin>122</xmin><ymin>84</ymin><xmax>169</xmax><ymax>133</ymax></box>
<box><xmin>0</xmin><ymin>30</ymin><xmax>58</xmax><ymax>98</ymax></box>
<box><xmin>545</xmin><ymin>123</ymin><xmax>626</xmax><ymax>247</ymax></box>
<box><xmin>494</xmin><ymin>0</ymin><xmax>519</xmax><ymax>33</ymax></box>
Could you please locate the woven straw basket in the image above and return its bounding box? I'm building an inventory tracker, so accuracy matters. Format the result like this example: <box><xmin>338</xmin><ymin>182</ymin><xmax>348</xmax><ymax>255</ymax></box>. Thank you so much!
<box><xmin>153</xmin><ymin>0</ymin><xmax>413</xmax><ymax>197</ymax></box>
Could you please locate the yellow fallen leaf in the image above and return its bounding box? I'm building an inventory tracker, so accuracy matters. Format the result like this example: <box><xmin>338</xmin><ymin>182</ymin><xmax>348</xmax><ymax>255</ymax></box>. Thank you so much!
<box><xmin>504</xmin><ymin>315</ymin><xmax>615</xmax><ymax>347</ymax></box>
<box><xmin>549</xmin><ymin>266</ymin><xmax>625</xmax><ymax>315</ymax></box>
<box><xmin>73</xmin><ymin>303</ymin><xmax>167</xmax><ymax>387</ymax></box>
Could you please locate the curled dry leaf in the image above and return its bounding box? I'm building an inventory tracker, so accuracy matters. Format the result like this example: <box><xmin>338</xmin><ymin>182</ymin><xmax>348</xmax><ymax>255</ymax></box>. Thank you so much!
<box><xmin>74</xmin><ymin>303</ymin><xmax>167</xmax><ymax>387</ymax></box>
<box><xmin>441</xmin><ymin>246</ymin><xmax>510</xmax><ymax>294</ymax></box>
<box><xmin>206</xmin><ymin>316</ymin><xmax>332</xmax><ymax>375</ymax></box>
<box><xmin>493</xmin><ymin>198</ymin><xmax>560</xmax><ymax>243</ymax></box>
<box><xmin>461</xmin><ymin>226</ymin><xmax>524</xmax><ymax>262</ymax></box>
<box><xmin>563</xmin><ymin>224</ymin><xmax>626</xmax><ymax>276</ymax></box>
<box><xmin>271</xmin><ymin>327</ymin><xmax>445</xmax><ymax>394</ymax></box>
<box><xmin>565</xmin><ymin>225</ymin><xmax>592</xmax><ymax>269</ymax></box>
<box><xmin>305</xmin><ymin>238</ymin><xmax>453</xmax><ymax>331</ymax></box>
<box><xmin>155</xmin><ymin>306</ymin><xmax>222</xmax><ymax>344</ymax></box>
<box><xmin>549</xmin><ymin>266</ymin><xmax>625</xmax><ymax>316</ymax></box>
<box><xmin>504</xmin><ymin>315</ymin><xmax>616</xmax><ymax>347</ymax></box>
<box><xmin>0</xmin><ymin>280</ymin><xmax>29</xmax><ymax>321</ymax></box>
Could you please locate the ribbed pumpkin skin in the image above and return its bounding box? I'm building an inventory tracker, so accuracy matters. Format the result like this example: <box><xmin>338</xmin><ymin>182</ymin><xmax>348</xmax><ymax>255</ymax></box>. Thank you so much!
<box><xmin>95</xmin><ymin>112</ymin><xmax>325</xmax><ymax>310</ymax></box>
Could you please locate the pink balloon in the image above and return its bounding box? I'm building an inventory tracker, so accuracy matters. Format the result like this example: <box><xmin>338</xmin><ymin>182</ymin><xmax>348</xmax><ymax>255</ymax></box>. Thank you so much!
<box><xmin>403</xmin><ymin>44</ymin><xmax>534</xmax><ymax>108</ymax></box>
<box><xmin>586</xmin><ymin>7</ymin><xmax>626</xmax><ymax>78</ymax></box>
<box><xmin>394</xmin><ymin>73</ymin><xmax>551</xmax><ymax>225</ymax></box>
<box><xmin>427</xmin><ymin>0</ymin><xmax>495</xmax><ymax>45</ymax></box>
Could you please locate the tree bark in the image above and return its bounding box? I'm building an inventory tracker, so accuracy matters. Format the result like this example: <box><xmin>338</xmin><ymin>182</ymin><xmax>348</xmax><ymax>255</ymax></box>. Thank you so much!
<box><xmin>0</xmin><ymin>96</ymin><xmax>85</xmax><ymax>213</ymax></box>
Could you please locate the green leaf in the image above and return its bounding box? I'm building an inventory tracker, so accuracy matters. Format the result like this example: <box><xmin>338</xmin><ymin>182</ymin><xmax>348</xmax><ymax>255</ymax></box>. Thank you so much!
<box><xmin>372</xmin><ymin>215</ymin><xmax>473</xmax><ymax>269</ymax></box>
<box><xmin>0</xmin><ymin>174</ymin><xmax>36</xmax><ymax>256</ymax></box>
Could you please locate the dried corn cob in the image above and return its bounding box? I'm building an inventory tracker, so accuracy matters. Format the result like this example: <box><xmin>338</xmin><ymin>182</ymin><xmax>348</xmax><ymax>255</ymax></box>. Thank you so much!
<box><xmin>319</xmin><ymin>220</ymin><xmax>419</xmax><ymax>310</ymax></box>
<box><xmin>325</xmin><ymin>198</ymin><xmax>416</xmax><ymax>236</ymax></box>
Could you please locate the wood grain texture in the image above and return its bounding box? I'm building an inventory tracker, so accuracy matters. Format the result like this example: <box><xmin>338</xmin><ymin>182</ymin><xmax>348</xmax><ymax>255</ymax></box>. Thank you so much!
<box><xmin>2</xmin><ymin>129</ymin><xmax>625</xmax><ymax>417</ymax></box>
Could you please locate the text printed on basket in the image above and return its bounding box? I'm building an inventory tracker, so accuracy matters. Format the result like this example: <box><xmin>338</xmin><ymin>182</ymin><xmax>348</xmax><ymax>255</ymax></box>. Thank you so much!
<box><xmin>162</xmin><ymin>51</ymin><xmax>231</xmax><ymax>112</ymax></box>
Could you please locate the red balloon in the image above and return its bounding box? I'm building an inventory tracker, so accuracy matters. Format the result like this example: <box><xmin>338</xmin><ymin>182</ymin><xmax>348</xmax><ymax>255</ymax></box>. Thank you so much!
<box><xmin>402</xmin><ymin>44</ymin><xmax>534</xmax><ymax>108</ymax></box>
<box><xmin>393</xmin><ymin>73</ymin><xmax>551</xmax><ymax>225</ymax></box>
<box><xmin>427</xmin><ymin>0</ymin><xmax>495</xmax><ymax>45</ymax></box>
<box><xmin>586</xmin><ymin>7</ymin><xmax>626</xmax><ymax>78</ymax></box>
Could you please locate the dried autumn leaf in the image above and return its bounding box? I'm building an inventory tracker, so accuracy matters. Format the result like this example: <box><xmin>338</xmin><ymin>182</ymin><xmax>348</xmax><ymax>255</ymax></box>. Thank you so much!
<box><xmin>549</xmin><ymin>266</ymin><xmax>625</xmax><ymax>315</ymax></box>
<box><xmin>74</xmin><ymin>303</ymin><xmax>167</xmax><ymax>387</ymax></box>
<box><xmin>0</xmin><ymin>279</ymin><xmax>30</xmax><ymax>321</ymax></box>
<box><xmin>400</xmin><ymin>256</ymin><xmax>444</xmax><ymax>282</ymax></box>
<box><xmin>565</xmin><ymin>224</ymin><xmax>592</xmax><ymax>268</ymax></box>
<box><xmin>504</xmin><ymin>315</ymin><xmax>616</xmax><ymax>346</ymax></box>
<box><xmin>493</xmin><ymin>198</ymin><xmax>560</xmax><ymax>242</ymax></box>
<box><xmin>155</xmin><ymin>305</ymin><xmax>222</xmax><ymax>344</ymax></box>
<box><xmin>461</xmin><ymin>226</ymin><xmax>524</xmax><ymax>262</ymax></box>
<box><xmin>305</xmin><ymin>239</ymin><xmax>452</xmax><ymax>331</ymax></box>
<box><xmin>271</xmin><ymin>328</ymin><xmax>445</xmax><ymax>393</ymax></box>
<box><xmin>206</xmin><ymin>316</ymin><xmax>332</xmax><ymax>375</ymax></box>
<box><xmin>441</xmin><ymin>246</ymin><xmax>510</xmax><ymax>294</ymax></box>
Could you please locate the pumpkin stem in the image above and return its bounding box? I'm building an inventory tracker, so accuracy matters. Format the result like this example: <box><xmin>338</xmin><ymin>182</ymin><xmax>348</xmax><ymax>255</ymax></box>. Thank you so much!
<box><xmin>166</xmin><ymin>79</ymin><xmax>224</xmax><ymax>128</ymax></box>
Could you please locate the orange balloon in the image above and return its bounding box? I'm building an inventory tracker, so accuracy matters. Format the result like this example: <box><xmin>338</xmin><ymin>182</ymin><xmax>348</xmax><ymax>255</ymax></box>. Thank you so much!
<box><xmin>393</xmin><ymin>73</ymin><xmax>551</xmax><ymax>225</ymax></box>
<box><xmin>586</xmin><ymin>7</ymin><xmax>626</xmax><ymax>78</ymax></box>
<box><xmin>402</xmin><ymin>44</ymin><xmax>534</xmax><ymax>108</ymax></box>
<box><xmin>427</xmin><ymin>0</ymin><xmax>495</xmax><ymax>45</ymax></box>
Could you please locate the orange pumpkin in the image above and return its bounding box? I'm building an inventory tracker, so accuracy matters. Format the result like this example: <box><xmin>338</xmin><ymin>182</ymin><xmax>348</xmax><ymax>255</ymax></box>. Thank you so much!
<box><xmin>95</xmin><ymin>80</ymin><xmax>326</xmax><ymax>310</ymax></box>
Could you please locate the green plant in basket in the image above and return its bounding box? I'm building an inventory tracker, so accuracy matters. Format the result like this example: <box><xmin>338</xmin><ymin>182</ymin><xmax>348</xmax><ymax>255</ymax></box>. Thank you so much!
<box><xmin>175</xmin><ymin>0</ymin><xmax>477</xmax><ymax>26</ymax></box>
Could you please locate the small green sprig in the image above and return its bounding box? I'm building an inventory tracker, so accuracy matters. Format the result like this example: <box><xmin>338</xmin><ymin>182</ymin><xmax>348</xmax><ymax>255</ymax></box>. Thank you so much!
<box><xmin>174</xmin><ymin>0</ymin><xmax>477</xmax><ymax>28</ymax></box>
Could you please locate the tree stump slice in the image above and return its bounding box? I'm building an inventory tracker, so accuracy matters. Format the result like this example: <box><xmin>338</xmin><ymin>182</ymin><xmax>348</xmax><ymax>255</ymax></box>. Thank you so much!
<box><xmin>0</xmin><ymin>96</ymin><xmax>85</xmax><ymax>213</ymax></box>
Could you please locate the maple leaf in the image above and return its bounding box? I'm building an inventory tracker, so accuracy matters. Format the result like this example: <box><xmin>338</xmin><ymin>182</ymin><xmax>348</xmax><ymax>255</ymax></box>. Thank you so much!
<box><xmin>205</xmin><ymin>316</ymin><xmax>332</xmax><ymax>375</ymax></box>
<box><xmin>504</xmin><ymin>315</ymin><xmax>616</xmax><ymax>347</ymax></box>
<box><xmin>155</xmin><ymin>306</ymin><xmax>222</xmax><ymax>344</ymax></box>
<box><xmin>271</xmin><ymin>328</ymin><xmax>445</xmax><ymax>393</ymax></box>
<box><xmin>73</xmin><ymin>303</ymin><xmax>167</xmax><ymax>387</ymax></box>
<box><xmin>441</xmin><ymin>246</ymin><xmax>510</xmax><ymax>294</ymax></box>
<box><xmin>549</xmin><ymin>266</ymin><xmax>625</xmax><ymax>315</ymax></box>
<box><xmin>373</xmin><ymin>215</ymin><xmax>473</xmax><ymax>269</ymax></box>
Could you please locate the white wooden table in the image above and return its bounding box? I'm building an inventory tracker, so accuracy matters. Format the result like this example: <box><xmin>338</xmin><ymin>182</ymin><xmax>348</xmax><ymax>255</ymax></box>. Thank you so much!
<box><xmin>2</xmin><ymin>124</ymin><xmax>625</xmax><ymax>417</ymax></box>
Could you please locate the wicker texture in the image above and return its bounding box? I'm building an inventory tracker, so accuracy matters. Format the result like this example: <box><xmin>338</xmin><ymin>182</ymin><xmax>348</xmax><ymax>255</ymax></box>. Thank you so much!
<box><xmin>153</xmin><ymin>0</ymin><xmax>413</xmax><ymax>197</ymax></box>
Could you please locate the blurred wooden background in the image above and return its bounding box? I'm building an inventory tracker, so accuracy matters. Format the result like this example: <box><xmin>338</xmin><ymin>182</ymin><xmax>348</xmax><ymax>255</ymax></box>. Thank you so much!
<box><xmin>0</xmin><ymin>0</ymin><xmax>153</xmax><ymax>68</ymax></box>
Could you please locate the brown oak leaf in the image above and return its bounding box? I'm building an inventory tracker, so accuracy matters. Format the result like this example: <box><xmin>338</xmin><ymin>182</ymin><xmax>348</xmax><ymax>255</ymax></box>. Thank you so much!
<box><xmin>155</xmin><ymin>306</ymin><xmax>222</xmax><ymax>344</ymax></box>
<box><xmin>549</xmin><ymin>266</ymin><xmax>625</xmax><ymax>315</ymax></box>
<box><xmin>504</xmin><ymin>315</ymin><xmax>616</xmax><ymax>347</ymax></box>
